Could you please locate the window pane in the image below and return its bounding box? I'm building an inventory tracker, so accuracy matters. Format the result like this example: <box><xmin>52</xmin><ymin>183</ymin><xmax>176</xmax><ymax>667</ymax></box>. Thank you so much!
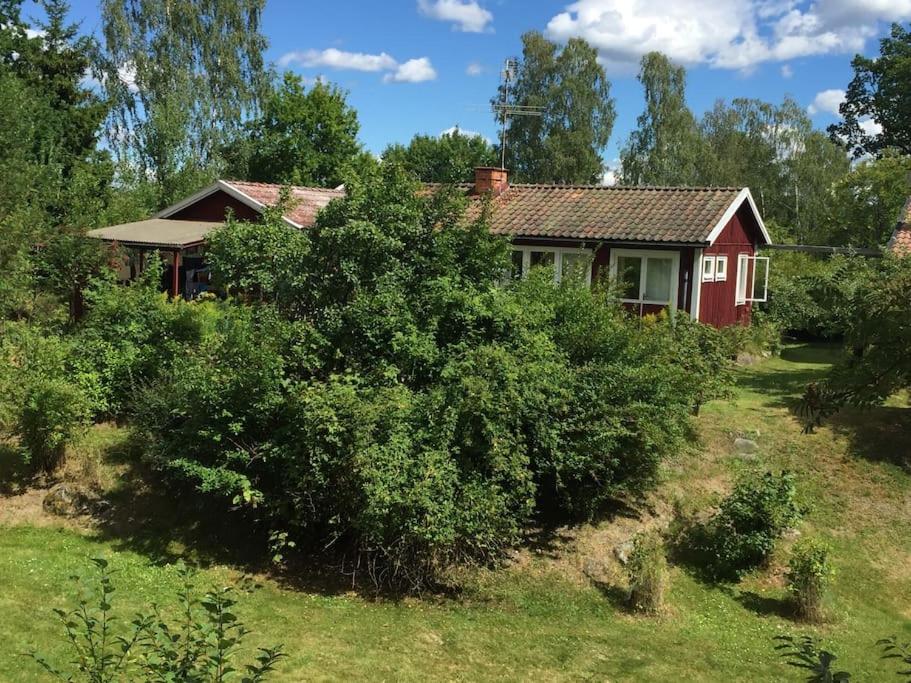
<box><xmin>530</xmin><ymin>251</ymin><xmax>555</xmax><ymax>268</ymax></box>
<box><xmin>617</xmin><ymin>255</ymin><xmax>642</xmax><ymax>299</ymax></box>
<box><xmin>510</xmin><ymin>250</ymin><xmax>524</xmax><ymax>279</ymax></box>
<box><xmin>561</xmin><ymin>253</ymin><xmax>588</xmax><ymax>282</ymax></box>
<box><xmin>644</xmin><ymin>257</ymin><xmax>672</xmax><ymax>302</ymax></box>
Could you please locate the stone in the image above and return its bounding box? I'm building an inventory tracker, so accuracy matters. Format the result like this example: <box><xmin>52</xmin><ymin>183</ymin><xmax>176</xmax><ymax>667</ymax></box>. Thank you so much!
<box><xmin>614</xmin><ymin>540</ymin><xmax>635</xmax><ymax>566</ymax></box>
<box><xmin>42</xmin><ymin>484</ymin><xmax>92</xmax><ymax>517</ymax></box>
<box><xmin>736</xmin><ymin>352</ymin><xmax>758</xmax><ymax>366</ymax></box>
<box><xmin>783</xmin><ymin>527</ymin><xmax>802</xmax><ymax>541</ymax></box>
<box><xmin>734</xmin><ymin>438</ymin><xmax>759</xmax><ymax>455</ymax></box>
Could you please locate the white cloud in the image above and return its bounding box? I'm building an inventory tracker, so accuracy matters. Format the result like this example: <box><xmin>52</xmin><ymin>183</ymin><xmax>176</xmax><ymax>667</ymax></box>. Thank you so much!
<box><xmin>417</xmin><ymin>0</ymin><xmax>493</xmax><ymax>32</ymax></box>
<box><xmin>466</xmin><ymin>61</ymin><xmax>484</xmax><ymax>76</ymax></box>
<box><xmin>384</xmin><ymin>57</ymin><xmax>437</xmax><ymax>83</ymax></box>
<box><xmin>780</xmin><ymin>64</ymin><xmax>793</xmax><ymax>78</ymax></box>
<box><xmin>80</xmin><ymin>62</ymin><xmax>139</xmax><ymax>93</ymax></box>
<box><xmin>278</xmin><ymin>48</ymin><xmax>397</xmax><ymax>72</ymax></box>
<box><xmin>545</xmin><ymin>0</ymin><xmax>911</xmax><ymax>72</ymax></box>
<box><xmin>858</xmin><ymin>117</ymin><xmax>883</xmax><ymax>137</ymax></box>
<box><xmin>807</xmin><ymin>88</ymin><xmax>845</xmax><ymax>116</ymax></box>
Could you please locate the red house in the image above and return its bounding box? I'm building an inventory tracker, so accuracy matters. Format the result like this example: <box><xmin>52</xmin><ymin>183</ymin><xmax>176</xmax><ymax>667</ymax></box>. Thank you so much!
<box><xmin>887</xmin><ymin>196</ymin><xmax>911</xmax><ymax>256</ymax></box>
<box><xmin>87</xmin><ymin>168</ymin><xmax>771</xmax><ymax>328</ymax></box>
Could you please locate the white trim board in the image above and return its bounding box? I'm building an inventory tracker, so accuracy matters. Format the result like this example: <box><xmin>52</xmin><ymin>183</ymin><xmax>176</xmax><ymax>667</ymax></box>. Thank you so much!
<box><xmin>706</xmin><ymin>188</ymin><xmax>772</xmax><ymax>247</ymax></box>
<box><xmin>609</xmin><ymin>247</ymin><xmax>681</xmax><ymax>316</ymax></box>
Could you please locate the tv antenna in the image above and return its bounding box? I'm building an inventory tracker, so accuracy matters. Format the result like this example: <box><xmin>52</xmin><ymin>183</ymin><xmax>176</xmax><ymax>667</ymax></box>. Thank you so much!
<box><xmin>491</xmin><ymin>58</ymin><xmax>543</xmax><ymax>169</ymax></box>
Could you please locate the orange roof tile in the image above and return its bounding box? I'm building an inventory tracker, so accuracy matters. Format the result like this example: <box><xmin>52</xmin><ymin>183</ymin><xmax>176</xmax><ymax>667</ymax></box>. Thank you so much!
<box><xmin>465</xmin><ymin>184</ymin><xmax>747</xmax><ymax>244</ymax></box>
<box><xmin>888</xmin><ymin>197</ymin><xmax>911</xmax><ymax>256</ymax></box>
<box><xmin>222</xmin><ymin>180</ymin><xmax>344</xmax><ymax>227</ymax></box>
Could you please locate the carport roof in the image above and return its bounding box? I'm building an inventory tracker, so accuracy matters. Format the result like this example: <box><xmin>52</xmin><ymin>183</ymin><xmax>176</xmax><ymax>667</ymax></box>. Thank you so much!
<box><xmin>87</xmin><ymin>219</ymin><xmax>223</xmax><ymax>249</ymax></box>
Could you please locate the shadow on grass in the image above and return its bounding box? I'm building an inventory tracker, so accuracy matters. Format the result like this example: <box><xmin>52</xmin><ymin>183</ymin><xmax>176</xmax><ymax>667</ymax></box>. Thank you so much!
<box><xmin>735</xmin><ymin>590</ymin><xmax>793</xmax><ymax>619</ymax></box>
<box><xmin>735</xmin><ymin>346</ymin><xmax>838</xmax><ymax>412</ymax></box>
<box><xmin>829</xmin><ymin>406</ymin><xmax>911</xmax><ymax>471</ymax></box>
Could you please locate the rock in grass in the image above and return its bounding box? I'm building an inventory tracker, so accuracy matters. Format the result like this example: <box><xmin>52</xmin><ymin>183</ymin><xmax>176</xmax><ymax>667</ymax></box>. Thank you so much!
<box><xmin>43</xmin><ymin>483</ymin><xmax>92</xmax><ymax>517</ymax></box>
<box><xmin>734</xmin><ymin>438</ymin><xmax>759</xmax><ymax>455</ymax></box>
<box><xmin>614</xmin><ymin>540</ymin><xmax>635</xmax><ymax>566</ymax></box>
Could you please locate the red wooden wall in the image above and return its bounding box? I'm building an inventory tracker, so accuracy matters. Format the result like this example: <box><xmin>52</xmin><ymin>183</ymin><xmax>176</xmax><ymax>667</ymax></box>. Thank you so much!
<box><xmin>698</xmin><ymin>204</ymin><xmax>763</xmax><ymax>327</ymax></box>
<box><xmin>170</xmin><ymin>190</ymin><xmax>261</xmax><ymax>222</ymax></box>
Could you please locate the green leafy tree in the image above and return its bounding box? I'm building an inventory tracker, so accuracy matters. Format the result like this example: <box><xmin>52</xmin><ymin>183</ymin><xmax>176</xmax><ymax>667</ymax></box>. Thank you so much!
<box><xmin>827</xmin><ymin>153</ymin><xmax>911</xmax><ymax>247</ymax></box>
<box><xmin>829</xmin><ymin>23</ymin><xmax>911</xmax><ymax>158</ymax></box>
<box><xmin>97</xmin><ymin>0</ymin><xmax>270</xmax><ymax>206</ymax></box>
<box><xmin>802</xmin><ymin>255</ymin><xmax>911</xmax><ymax>428</ymax></box>
<box><xmin>225</xmin><ymin>72</ymin><xmax>361</xmax><ymax>187</ymax></box>
<box><xmin>496</xmin><ymin>31</ymin><xmax>615</xmax><ymax>184</ymax></box>
<box><xmin>621</xmin><ymin>52</ymin><xmax>704</xmax><ymax>186</ymax></box>
<box><xmin>382</xmin><ymin>127</ymin><xmax>497</xmax><ymax>183</ymax></box>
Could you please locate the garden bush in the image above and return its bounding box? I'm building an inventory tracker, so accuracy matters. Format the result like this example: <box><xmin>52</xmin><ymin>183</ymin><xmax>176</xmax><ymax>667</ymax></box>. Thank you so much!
<box><xmin>18</xmin><ymin>376</ymin><xmax>92</xmax><ymax>472</ymax></box>
<box><xmin>627</xmin><ymin>530</ymin><xmax>669</xmax><ymax>614</ymax></box>
<box><xmin>787</xmin><ymin>538</ymin><xmax>834</xmax><ymax>623</ymax></box>
<box><xmin>691</xmin><ymin>471</ymin><xmax>803</xmax><ymax>580</ymax></box>
<box><xmin>135</xmin><ymin>166</ymin><xmax>733</xmax><ymax>589</ymax></box>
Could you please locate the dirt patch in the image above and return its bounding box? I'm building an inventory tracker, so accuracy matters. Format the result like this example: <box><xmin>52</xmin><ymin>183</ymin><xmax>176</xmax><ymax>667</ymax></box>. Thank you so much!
<box><xmin>0</xmin><ymin>484</ymin><xmax>95</xmax><ymax>532</ymax></box>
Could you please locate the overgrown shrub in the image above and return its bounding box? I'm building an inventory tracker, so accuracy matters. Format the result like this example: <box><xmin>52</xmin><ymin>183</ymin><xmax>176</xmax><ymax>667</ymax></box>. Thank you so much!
<box><xmin>136</xmin><ymin>167</ymin><xmax>733</xmax><ymax>590</ymax></box>
<box><xmin>690</xmin><ymin>471</ymin><xmax>803</xmax><ymax>580</ymax></box>
<box><xmin>28</xmin><ymin>558</ymin><xmax>285</xmax><ymax>682</ymax></box>
<box><xmin>627</xmin><ymin>530</ymin><xmax>668</xmax><ymax>614</ymax></box>
<box><xmin>18</xmin><ymin>376</ymin><xmax>92</xmax><ymax>472</ymax></box>
<box><xmin>787</xmin><ymin>538</ymin><xmax>834</xmax><ymax>623</ymax></box>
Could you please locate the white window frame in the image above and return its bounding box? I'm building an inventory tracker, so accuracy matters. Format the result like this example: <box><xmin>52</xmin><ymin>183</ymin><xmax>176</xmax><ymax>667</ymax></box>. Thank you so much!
<box><xmin>609</xmin><ymin>248</ymin><xmax>680</xmax><ymax>308</ymax></box>
<box><xmin>735</xmin><ymin>253</ymin><xmax>769</xmax><ymax>304</ymax></box>
<box><xmin>702</xmin><ymin>256</ymin><xmax>716</xmax><ymax>282</ymax></box>
<box><xmin>510</xmin><ymin>245</ymin><xmax>593</xmax><ymax>285</ymax></box>
<box><xmin>714</xmin><ymin>255</ymin><xmax>728</xmax><ymax>282</ymax></box>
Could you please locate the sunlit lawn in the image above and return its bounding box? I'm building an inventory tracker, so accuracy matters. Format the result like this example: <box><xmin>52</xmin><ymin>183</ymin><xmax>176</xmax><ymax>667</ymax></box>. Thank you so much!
<box><xmin>1</xmin><ymin>343</ymin><xmax>909</xmax><ymax>681</ymax></box>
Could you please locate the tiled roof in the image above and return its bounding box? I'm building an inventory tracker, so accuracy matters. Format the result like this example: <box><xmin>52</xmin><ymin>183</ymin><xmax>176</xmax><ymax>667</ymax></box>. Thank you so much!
<box><xmin>223</xmin><ymin>180</ymin><xmax>344</xmax><ymax>227</ymax></box>
<box><xmin>888</xmin><ymin>197</ymin><xmax>911</xmax><ymax>255</ymax></box>
<box><xmin>467</xmin><ymin>184</ymin><xmax>746</xmax><ymax>244</ymax></box>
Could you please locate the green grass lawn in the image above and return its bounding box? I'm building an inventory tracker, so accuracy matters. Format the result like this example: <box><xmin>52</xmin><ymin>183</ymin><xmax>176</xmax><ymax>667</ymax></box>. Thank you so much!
<box><xmin>1</xmin><ymin>343</ymin><xmax>910</xmax><ymax>681</ymax></box>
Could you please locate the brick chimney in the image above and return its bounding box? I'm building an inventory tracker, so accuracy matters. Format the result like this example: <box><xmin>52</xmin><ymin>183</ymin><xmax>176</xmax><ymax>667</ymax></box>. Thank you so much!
<box><xmin>474</xmin><ymin>167</ymin><xmax>509</xmax><ymax>196</ymax></box>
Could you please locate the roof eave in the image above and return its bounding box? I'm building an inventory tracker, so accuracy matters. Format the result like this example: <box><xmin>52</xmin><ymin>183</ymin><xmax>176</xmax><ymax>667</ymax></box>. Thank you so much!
<box><xmin>705</xmin><ymin>188</ymin><xmax>772</xmax><ymax>246</ymax></box>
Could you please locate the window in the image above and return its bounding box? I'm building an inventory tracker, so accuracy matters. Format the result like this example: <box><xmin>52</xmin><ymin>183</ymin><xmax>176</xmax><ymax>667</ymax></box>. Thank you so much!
<box><xmin>735</xmin><ymin>253</ymin><xmax>770</xmax><ymax>304</ymax></box>
<box><xmin>715</xmin><ymin>255</ymin><xmax>728</xmax><ymax>282</ymax></box>
<box><xmin>611</xmin><ymin>249</ymin><xmax>680</xmax><ymax>306</ymax></box>
<box><xmin>702</xmin><ymin>256</ymin><xmax>716</xmax><ymax>282</ymax></box>
<box><xmin>509</xmin><ymin>246</ymin><xmax>592</xmax><ymax>285</ymax></box>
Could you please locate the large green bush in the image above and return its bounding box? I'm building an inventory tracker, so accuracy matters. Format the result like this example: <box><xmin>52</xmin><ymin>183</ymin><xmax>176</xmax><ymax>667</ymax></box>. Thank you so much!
<box><xmin>133</xmin><ymin>166</ymin><xmax>732</xmax><ymax>589</ymax></box>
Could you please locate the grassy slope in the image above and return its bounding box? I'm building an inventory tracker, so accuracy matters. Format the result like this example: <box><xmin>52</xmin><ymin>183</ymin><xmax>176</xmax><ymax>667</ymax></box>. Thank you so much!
<box><xmin>1</xmin><ymin>344</ymin><xmax>909</xmax><ymax>682</ymax></box>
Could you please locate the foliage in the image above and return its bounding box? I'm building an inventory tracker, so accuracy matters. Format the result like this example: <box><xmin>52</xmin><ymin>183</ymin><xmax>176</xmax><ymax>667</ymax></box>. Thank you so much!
<box><xmin>382</xmin><ymin>128</ymin><xmax>497</xmax><ymax>183</ymax></box>
<box><xmin>620</xmin><ymin>52</ymin><xmax>703</xmax><ymax>186</ymax></box>
<box><xmin>27</xmin><ymin>557</ymin><xmax>284</xmax><ymax>682</ymax></box>
<box><xmin>829</xmin><ymin>23</ymin><xmax>911</xmax><ymax>158</ymax></box>
<box><xmin>765</xmin><ymin>253</ymin><xmax>870</xmax><ymax>339</ymax></box>
<box><xmin>626</xmin><ymin>530</ymin><xmax>668</xmax><ymax>614</ymax></box>
<box><xmin>690</xmin><ymin>471</ymin><xmax>802</xmax><ymax>580</ymax></box>
<box><xmin>225</xmin><ymin>72</ymin><xmax>361</xmax><ymax>187</ymax></box>
<box><xmin>787</xmin><ymin>538</ymin><xmax>835</xmax><ymax>623</ymax></box>
<box><xmin>136</xmin><ymin>167</ymin><xmax>722</xmax><ymax>589</ymax></box>
<box><xmin>802</xmin><ymin>255</ymin><xmax>911</xmax><ymax>427</ymax></box>
<box><xmin>17</xmin><ymin>376</ymin><xmax>92</xmax><ymax>472</ymax></box>
<box><xmin>96</xmin><ymin>0</ymin><xmax>270</xmax><ymax>206</ymax></box>
<box><xmin>879</xmin><ymin>636</ymin><xmax>911</xmax><ymax>680</ymax></box>
<box><xmin>666</xmin><ymin>314</ymin><xmax>735</xmax><ymax>413</ymax></box>
<box><xmin>495</xmin><ymin>31</ymin><xmax>615</xmax><ymax>184</ymax></box>
<box><xmin>828</xmin><ymin>153</ymin><xmax>911</xmax><ymax>248</ymax></box>
<box><xmin>774</xmin><ymin>635</ymin><xmax>851</xmax><ymax>682</ymax></box>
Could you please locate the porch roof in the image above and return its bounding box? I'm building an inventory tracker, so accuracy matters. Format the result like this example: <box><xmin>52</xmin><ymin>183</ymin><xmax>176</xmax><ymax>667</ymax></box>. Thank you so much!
<box><xmin>86</xmin><ymin>219</ymin><xmax>223</xmax><ymax>249</ymax></box>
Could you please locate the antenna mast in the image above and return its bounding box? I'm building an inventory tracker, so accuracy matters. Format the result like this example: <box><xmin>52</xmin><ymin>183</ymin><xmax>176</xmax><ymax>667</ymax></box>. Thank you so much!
<box><xmin>491</xmin><ymin>58</ymin><xmax>543</xmax><ymax>169</ymax></box>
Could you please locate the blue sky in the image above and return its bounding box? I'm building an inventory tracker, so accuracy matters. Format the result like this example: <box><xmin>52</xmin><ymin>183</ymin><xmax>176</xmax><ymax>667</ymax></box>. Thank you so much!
<box><xmin>31</xmin><ymin>0</ymin><xmax>910</xmax><ymax>173</ymax></box>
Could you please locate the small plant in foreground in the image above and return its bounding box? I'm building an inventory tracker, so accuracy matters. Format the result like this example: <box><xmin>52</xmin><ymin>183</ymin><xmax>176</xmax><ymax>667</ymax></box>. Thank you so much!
<box><xmin>787</xmin><ymin>538</ymin><xmax>834</xmax><ymax>623</ymax></box>
<box><xmin>626</xmin><ymin>530</ymin><xmax>668</xmax><ymax>614</ymax></box>
<box><xmin>879</xmin><ymin>636</ymin><xmax>911</xmax><ymax>680</ymax></box>
<box><xmin>774</xmin><ymin>635</ymin><xmax>851</xmax><ymax>682</ymax></box>
<box><xmin>26</xmin><ymin>557</ymin><xmax>285</xmax><ymax>682</ymax></box>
